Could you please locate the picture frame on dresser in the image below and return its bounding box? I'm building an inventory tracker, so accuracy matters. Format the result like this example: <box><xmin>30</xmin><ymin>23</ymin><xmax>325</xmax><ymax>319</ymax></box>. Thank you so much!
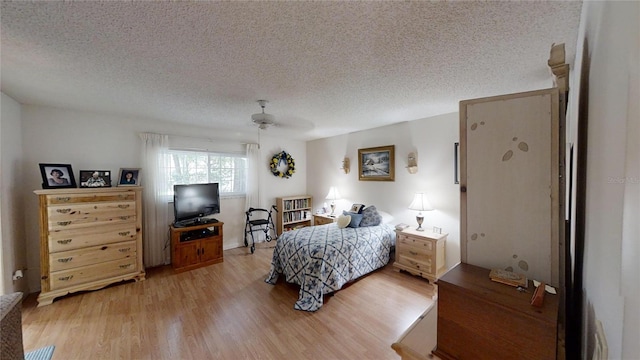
<box><xmin>358</xmin><ymin>145</ymin><xmax>395</xmax><ymax>181</ymax></box>
<box><xmin>39</xmin><ymin>163</ymin><xmax>77</xmax><ymax>189</ymax></box>
<box><xmin>79</xmin><ymin>170</ymin><xmax>112</xmax><ymax>188</ymax></box>
<box><xmin>117</xmin><ymin>168</ymin><xmax>141</xmax><ymax>186</ymax></box>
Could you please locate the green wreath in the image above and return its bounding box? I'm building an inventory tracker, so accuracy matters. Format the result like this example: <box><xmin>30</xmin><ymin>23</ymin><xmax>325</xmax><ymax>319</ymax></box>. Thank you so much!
<box><xmin>270</xmin><ymin>151</ymin><xmax>295</xmax><ymax>178</ymax></box>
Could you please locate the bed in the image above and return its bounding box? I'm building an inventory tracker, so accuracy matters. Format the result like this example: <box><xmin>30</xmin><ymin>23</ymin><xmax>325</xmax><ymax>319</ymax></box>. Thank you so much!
<box><xmin>265</xmin><ymin>221</ymin><xmax>396</xmax><ymax>311</ymax></box>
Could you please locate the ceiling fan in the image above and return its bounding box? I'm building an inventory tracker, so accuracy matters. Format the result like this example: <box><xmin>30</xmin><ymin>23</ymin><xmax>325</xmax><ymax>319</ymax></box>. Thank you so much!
<box><xmin>251</xmin><ymin>100</ymin><xmax>276</xmax><ymax>130</ymax></box>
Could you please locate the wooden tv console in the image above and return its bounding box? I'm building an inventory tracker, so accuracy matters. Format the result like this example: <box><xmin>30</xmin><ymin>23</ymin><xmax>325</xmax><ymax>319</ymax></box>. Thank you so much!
<box><xmin>170</xmin><ymin>222</ymin><xmax>224</xmax><ymax>272</ymax></box>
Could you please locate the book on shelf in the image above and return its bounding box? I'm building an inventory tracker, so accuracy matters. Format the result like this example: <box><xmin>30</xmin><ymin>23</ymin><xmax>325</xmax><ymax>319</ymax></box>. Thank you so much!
<box><xmin>489</xmin><ymin>269</ymin><xmax>527</xmax><ymax>287</ymax></box>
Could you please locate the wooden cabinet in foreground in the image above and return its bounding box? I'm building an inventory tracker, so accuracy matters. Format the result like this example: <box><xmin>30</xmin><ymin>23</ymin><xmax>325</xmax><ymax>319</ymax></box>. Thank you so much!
<box><xmin>34</xmin><ymin>187</ymin><xmax>145</xmax><ymax>306</ymax></box>
<box><xmin>433</xmin><ymin>263</ymin><xmax>559</xmax><ymax>360</ymax></box>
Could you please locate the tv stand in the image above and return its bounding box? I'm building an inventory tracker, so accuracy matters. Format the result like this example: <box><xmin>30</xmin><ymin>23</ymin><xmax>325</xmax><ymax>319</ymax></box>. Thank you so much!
<box><xmin>170</xmin><ymin>222</ymin><xmax>224</xmax><ymax>272</ymax></box>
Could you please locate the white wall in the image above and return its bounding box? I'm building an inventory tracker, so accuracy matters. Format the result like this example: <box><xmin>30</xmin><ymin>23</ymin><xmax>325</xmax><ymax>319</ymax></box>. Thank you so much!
<box><xmin>307</xmin><ymin>113</ymin><xmax>461</xmax><ymax>270</ymax></box>
<box><xmin>20</xmin><ymin>105</ymin><xmax>307</xmax><ymax>292</ymax></box>
<box><xmin>568</xmin><ymin>1</ymin><xmax>639</xmax><ymax>358</ymax></box>
<box><xmin>0</xmin><ymin>92</ymin><xmax>26</xmax><ymax>295</ymax></box>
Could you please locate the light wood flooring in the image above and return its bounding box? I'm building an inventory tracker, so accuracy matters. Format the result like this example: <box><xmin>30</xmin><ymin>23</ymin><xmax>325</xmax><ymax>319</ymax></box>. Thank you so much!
<box><xmin>21</xmin><ymin>242</ymin><xmax>436</xmax><ymax>359</ymax></box>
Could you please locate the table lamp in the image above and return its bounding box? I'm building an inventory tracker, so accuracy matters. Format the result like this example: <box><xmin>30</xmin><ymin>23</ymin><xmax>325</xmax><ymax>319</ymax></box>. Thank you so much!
<box><xmin>408</xmin><ymin>192</ymin><xmax>434</xmax><ymax>231</ymax></box>
<box><xmin>325</xmin><ymin>186</ymin><xmax>341</xmax><ymax>216</ymax></box>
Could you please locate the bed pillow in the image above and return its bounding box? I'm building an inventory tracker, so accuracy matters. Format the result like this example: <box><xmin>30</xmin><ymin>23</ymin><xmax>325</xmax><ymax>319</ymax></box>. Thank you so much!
<box><xmin>337</xmin><ymin>214</ymin><xmax>351</xmax><ymax>229</ymax></box>
<box><xmin>349</xmin><ymin>203</ymin><xmax>365</xmax><ymax>214</ymax></box>
<box><xmin>342</xmin><ymin>210</ymin><xmax>363</xmax><ymax>228</ymax></box>
<box><xmin>377</xmin><ymin>210</ymin><xmax>394</xmax><ymax>224</ymax></box>
<box><xmin>360</xmin><ymin>205</ymin><xmax>382</xmax><ymax>227</ymax></box>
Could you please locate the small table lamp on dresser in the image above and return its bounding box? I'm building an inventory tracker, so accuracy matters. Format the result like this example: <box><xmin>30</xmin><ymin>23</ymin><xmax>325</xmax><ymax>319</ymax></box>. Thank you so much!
<box><xmin>408</xmin><ymin>192</ymin><xmax>434</xmax><ymax>231</ymax></box>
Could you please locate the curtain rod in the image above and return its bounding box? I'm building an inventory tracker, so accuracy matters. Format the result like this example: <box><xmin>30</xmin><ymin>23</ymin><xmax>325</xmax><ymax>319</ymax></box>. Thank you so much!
<box><xmin>141</xmin><ymin>132</ymin><xmax>257</xmax><ymax>146</ymax></box>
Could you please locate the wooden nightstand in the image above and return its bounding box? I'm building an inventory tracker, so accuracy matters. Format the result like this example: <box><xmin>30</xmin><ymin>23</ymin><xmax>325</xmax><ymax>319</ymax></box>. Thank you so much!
<box><xmin>313</xmin><ymin>213</ymin><xmax>337</xmax><ymax>226</ymax></box>
<box><xmin>394</xmin><ymin>228</ymin><xmax>447</xmax><ymax>282</ymax></box>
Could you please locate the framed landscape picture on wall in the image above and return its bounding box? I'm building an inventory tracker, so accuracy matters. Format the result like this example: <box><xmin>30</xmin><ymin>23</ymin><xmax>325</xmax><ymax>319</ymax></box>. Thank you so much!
<box><xmin>358</xmin><ymin>145</ymin><xmax>395</xmax><ymax>181</ymax></box>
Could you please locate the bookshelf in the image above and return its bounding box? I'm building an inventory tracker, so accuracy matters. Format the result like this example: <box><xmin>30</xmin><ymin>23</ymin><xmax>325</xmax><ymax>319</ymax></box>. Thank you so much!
<box><xmin>276</xmin><ymin>195</ymin><xmax>313</xmax><ymax>234</ymax></box>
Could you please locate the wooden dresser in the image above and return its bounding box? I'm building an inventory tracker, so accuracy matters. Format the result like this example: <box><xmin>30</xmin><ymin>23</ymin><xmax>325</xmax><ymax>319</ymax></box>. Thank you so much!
<box><xmin>34</xmin><ymin>187</ymin><xmax>145</xmax><ymax>306</ymax></box>
<box><xmin>434</xmin><ymin>263</ymin><xmax>559</xmax><ymax>360</ymax></box>
<box><xmin>394</xmin><ymin>228</ymin><xmax>447</xmax><ymax>282</ymax></box>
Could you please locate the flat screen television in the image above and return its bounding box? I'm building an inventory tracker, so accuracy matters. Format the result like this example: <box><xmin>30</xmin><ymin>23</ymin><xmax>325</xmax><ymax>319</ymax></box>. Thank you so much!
<box><xmin>173</xmin><ymin>183</ymin><xmax>220</xmax><ymax>226</ymax></box>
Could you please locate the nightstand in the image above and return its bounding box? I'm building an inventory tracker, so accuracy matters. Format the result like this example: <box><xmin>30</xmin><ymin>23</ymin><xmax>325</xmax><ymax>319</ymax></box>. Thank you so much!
<box><xmin>313</xmin><ymin>213</ymin><xmax>337</xmax><ymax>226</ymax></box>
<box><xmin>394</xmin><ymin>228</ymin><xmax>447</xmax><ymax>282</ymax></box>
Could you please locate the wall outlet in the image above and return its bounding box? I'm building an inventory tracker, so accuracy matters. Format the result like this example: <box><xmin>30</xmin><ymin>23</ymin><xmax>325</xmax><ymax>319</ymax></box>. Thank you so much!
<box><xmin>12</xmin><ymin>269</ymin><xmax>23</xmax><ymax>281</ymax></box>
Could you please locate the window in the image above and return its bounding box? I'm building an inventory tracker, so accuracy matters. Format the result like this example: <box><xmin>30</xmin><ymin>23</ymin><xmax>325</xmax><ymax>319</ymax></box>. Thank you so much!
<box><xmin>162</xmin><ymin>149</ymin><xmax>247</xmax><ymax>196</ymax></box>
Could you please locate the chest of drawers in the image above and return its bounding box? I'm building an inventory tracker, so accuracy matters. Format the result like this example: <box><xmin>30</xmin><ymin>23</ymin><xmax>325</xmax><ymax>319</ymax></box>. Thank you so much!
<box><xmin>34</xmin><ymin>187</ymin><xmax>145</xmax><ymax>306</ymax></box>
<box><xmin>394</xmin><ymin>228</ymin><xmax>447</xmax><ymax>282</ymax></box>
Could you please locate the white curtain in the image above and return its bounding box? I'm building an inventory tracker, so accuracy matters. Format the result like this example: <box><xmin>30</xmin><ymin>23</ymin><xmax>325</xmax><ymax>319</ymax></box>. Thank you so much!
<box><xmin>245</xmin><ymin>143</ymin><xmax>269</xmax><ymax>243</ymax></box>
<box><xmin>245</xmin><ymin>143</ymin><xmax>261</xmax><ymax>210</ymax></box>
<box><xmin>139</xmin><ymin>133</ymin><xmax>170</xmax><ymax>267</ymax></box>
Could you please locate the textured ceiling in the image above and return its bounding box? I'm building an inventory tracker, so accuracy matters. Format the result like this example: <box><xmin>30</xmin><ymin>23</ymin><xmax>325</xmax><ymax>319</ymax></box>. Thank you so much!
<box><xmin>1</xmin><ymin>1</ymin><xmax>582</xmax><ymax>141</ymax></box>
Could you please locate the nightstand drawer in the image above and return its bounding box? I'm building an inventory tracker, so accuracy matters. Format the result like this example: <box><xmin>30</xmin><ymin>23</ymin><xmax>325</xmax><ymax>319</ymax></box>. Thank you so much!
<box><xmin>398</xmin><ymin>254</ymin><xmax>433</xmax><ymax>274</ymax></box>
<box><xmin>397</xmin><ymin>233</ymin><xmax>434</xmax><ymax>251</ymax></box>
<box><xmin>313</xmin><ymin>214</ymin><xmax>336</xmax><ymax>226</ymax></box>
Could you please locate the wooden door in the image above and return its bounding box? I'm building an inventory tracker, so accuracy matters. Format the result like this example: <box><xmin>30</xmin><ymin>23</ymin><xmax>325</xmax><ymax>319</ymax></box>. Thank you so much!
<box><xmin>460</xmin><ymin>88</ymin><xmax>562</xmax><ymax>286</ymax></box>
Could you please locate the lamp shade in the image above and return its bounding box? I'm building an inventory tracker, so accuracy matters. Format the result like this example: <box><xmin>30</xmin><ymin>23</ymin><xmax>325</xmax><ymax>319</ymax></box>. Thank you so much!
<box><xmin>325</xmin><ymin>186</ymin><xmax>341</xmax><ymax>201</ymax></box>
<box><xmin>408</xmin><ymin>193</ymin><xmax>434</xmax><ymax>211</ymax></box>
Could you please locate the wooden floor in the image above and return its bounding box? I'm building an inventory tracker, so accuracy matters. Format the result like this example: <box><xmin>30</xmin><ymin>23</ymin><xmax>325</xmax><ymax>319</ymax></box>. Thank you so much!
<box><xmin>21</xmin><ymin>242</ymin><xmax>436</xmax><ymax>359</ymax></box>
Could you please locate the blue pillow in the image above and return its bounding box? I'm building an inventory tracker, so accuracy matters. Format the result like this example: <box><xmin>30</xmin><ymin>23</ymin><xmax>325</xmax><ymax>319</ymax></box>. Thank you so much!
<box><xmin>360</xmin><ymin>205</ymin><xmax>382</xmax><ymax>227</ymax></box>
<box><xmin>342</xmin><ymin>210</ymin><xmax>363</xmax><ymax>228</ymax></box>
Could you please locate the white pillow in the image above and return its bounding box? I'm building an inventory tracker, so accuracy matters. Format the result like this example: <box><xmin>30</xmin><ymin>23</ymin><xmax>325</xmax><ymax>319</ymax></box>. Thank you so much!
<box><xmin>377</xmin><ymin>210</ymin><xmax>394</xmax><ymax>224</ymax></box>
<box><xmin>337</xmin><ymin>215</ymin><xmax>351</xmax><ymax>229</ymax></box>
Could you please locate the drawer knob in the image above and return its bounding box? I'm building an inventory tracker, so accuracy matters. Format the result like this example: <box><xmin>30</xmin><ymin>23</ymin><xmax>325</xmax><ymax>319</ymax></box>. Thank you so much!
<box><xmin>57</xmin><ymin>221</ymin><xmax>72</xmax><ymax>226</ymax></box>
<box><xmin>119</xmin><ymin>248</ymin><xmax>131</xmax><ymax>252</ymax></box>
<box><xmin>409</xmin><ymin>251</ymin><xmax>418</xmax><ymax>256</ymax></box>
<box><xmin>56</xmin><ymin>208</ymin><xmax>72</xmax><ymax>214</ymax></box>
<box><xmin>119</xmin><ymin>264</ymin><xmax>132</xmax><ymax>269</ymax></box>
<box><xmin>57</xmin><ymin>257</ymin><xmax>73</xmax><ymax>263</ymax></box>
<box><xmin>56</xmin><ymin>197</ymin><xmax>71</xmax><ymax>202</ymax></box>
<box><xmin>58</xmin><ymin>275</ymin><xmax>73</xmax><ymax>281</ymax></box>
<box><xmin>57</xmin><ymin>239</ymin><xmax>72</xmax><ymax>245</ymax></box>
<box><xmin>119</xmin><ymin>216</ymin><xmax>131</xmax><ymax>220</ymax></box>
<box><xmin>118</xmin><ymin>231</ymin><xmax>131</xmax><ymax>237</ymax></box>
<box><xmin>118</xmin><ymin>204</ymin><xmax>130</xmax><ymax>209</ymax></box>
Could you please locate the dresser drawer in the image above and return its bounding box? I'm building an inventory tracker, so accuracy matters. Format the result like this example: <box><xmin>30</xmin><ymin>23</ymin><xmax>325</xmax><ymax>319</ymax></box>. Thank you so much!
<box><xmin>48</xmin><ymin>223</ymin><xmax>137</xmax><ymax>252</ymax></box>
<box><xmin>49</xmin><ymin>257</ymin><xmax>138</xmax><ymax>290</ymax></box>
<box><xmin>48</xmin><ymin>201</ymin><xmax>136</xmax><ymax>231</ymax></box>
<box><xmin>46</xmin><ymin>192</ymin><xmax>135</xmax><ymax>205</ymax></box>
<box><xmin>397</xmin><ymin>233</ymin><xmax>434</xmax><ymax>251</ymax></box>
<box><xmin>50</xmin><ymin>240</ymin><xmax>137</xmax><ymax>271</ymax></box>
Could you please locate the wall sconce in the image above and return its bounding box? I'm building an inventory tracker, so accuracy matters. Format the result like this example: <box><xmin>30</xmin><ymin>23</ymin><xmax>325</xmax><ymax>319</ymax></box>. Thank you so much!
<box><xmin>407</xmin><ymin>152</ymin><xmax>418</xmax><ymax>174</ymax></box>
<box><xmin>341</xmin><ymin>157</ymin><xmax>350</xmax><ymax>174</ymax></box>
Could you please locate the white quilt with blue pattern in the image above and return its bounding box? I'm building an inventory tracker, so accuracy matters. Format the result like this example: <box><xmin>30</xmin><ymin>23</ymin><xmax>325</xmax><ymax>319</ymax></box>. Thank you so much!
<box><xmin>265</xmin><ymin>223</ymin><xmax>395</xmax><ymax>311</ymax></box>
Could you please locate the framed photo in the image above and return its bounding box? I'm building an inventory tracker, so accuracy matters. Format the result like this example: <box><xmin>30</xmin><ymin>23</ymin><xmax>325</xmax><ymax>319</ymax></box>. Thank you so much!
<box><xmin>79</xmin><ymin>170</ymin><xmax>111</xmax><ymax>188</ymax></box>
<box><xmin>39</xmin><ymin>163</ymin><xmax>77</xmax><ymax>189</ymax></box>
<box><xmin>358</xmin><ymin>145</ymin><xmax>395</xmax><ymax>181</ymax></box>
<box><xmin>117</xmin><ymin>168</ymin><xmax>141</xmax><ymax>187</ymax></box>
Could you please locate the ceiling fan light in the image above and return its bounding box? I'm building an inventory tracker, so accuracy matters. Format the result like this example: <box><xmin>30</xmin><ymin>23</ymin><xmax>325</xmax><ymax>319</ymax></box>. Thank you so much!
<box><xmin>251</xmin><ymin>113</ymin><xmax>275</xmax><ymax>123</ymax></box>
